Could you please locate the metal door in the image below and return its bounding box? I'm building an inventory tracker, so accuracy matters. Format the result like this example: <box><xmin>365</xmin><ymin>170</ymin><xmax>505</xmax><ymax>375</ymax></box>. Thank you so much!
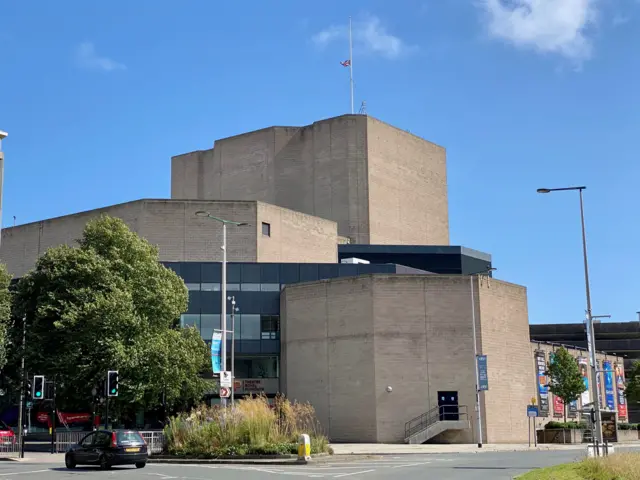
<box><xmin>438</xmin><ymin>391</ymin><xmax>459</xmax><ymax>421</ymax></box>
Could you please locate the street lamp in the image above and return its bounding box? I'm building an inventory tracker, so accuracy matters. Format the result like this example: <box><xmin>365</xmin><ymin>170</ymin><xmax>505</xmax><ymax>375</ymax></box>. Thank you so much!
<box><xmin>537</xmin><ymin>186</ymin><xmax>604</xmax><ymax>448</ymax></box>
<box><xmin>195</xmin><ymin>211</ymin><xmax>248</xmax><ymax>407</ymax></box>
<box><xmin>0</xmin><ymin>130</ymin><xmax>7</xmax><ymax>250</ymax></box>
<box><xmin>469</xmin><ymin>266</ymin><xmax>496</xmax><ymax>448</ymax></box>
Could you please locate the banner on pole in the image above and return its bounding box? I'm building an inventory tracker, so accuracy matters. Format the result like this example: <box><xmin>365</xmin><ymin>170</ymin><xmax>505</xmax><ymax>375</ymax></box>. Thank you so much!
<box><xmin>604</xmin><ymin>360</ymin><xmax>616</xmax><ymax>411</ymax></box>
<box><xmin>211</xmin><ymin>332</ymin><xmax>222</xmax><ymax>374</ymax></box>
<box><xmin>615</xmin><ymin>363</ymin><xmax>627</xmax><ymax>419</ymax></box>
<box><xmin>535</xmin><ymin>351</ymin><xmax>549</xmax><ymax>416</ymax></box>
<box><xmin>578</xmin><ymin>357</ymin><xmax>590</xmax><ymax>407</ymax></box>
<box><xmin>477</xmin><ymin>355</ymin><xmax>489</xmax><ymax>391</ymax></box>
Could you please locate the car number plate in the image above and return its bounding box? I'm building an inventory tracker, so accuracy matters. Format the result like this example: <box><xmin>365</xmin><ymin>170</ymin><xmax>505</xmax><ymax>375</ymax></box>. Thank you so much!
<box><xmin>125</xmin><ymin>448</ymin><xmax>140</xmax><ymax>452</ymax></box>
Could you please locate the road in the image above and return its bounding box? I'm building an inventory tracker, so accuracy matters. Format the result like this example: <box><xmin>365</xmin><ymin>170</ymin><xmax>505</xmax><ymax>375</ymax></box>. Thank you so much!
<box><xmin>0</xmin><ymin>449</ymin><xmax>601</xmax><ymax>479</ymax></box>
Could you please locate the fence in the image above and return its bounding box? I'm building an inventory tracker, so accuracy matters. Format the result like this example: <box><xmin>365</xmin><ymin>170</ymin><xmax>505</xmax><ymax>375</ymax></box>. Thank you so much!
<box><xmin>54</xmin><ymin>430</ymin><xmax>165</xmax><ymax>454</ymax></box>
<box><xmin>0</xmin><ymin>439</ymin><xmax>20</xmax><ymax>458</ymax></box>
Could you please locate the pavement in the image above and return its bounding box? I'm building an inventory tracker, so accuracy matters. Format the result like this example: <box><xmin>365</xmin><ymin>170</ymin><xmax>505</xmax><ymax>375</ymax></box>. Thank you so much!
<box><xmin>0</xmin><ymin>445</ymin><xmax>638</xmax><ymax>479</ymax></box>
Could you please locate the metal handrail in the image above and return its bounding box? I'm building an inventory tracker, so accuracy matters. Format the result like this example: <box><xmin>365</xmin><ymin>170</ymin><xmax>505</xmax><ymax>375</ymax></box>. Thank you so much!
<box><xmin>404</xmin><ymin>405</ymin><xmax>468</xmax><ymax>439</ymax></box>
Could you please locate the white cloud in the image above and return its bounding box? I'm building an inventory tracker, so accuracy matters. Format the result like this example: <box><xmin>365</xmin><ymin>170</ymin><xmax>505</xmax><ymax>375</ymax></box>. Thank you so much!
<box><xmin>312</xmin><ymin>15</ymin><xmax>416</xmax><ymax>59</ymax></box>
<box><xmin>75</xmin><ymin>42</ymin><xmax>126</xmax><ymax>72</ymax></box>
<box><xmin>479</xmin><ymin>0</ymin><xmax>599</xmax><ymax>60</ymax></box>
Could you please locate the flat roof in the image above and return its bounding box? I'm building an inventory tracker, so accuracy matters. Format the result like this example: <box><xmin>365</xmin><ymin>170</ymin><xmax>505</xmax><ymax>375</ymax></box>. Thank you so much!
<box><xmin>338</xmin><ymin>244</ymin><xmax>492</xmax><ymax>262</ymax></box>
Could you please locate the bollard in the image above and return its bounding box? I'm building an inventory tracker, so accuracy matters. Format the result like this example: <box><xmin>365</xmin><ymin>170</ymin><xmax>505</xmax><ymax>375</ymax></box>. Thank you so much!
<box><xmin>297</xmin><ymin>434</ymin><xmax>311</xmax><ymax>463</ymax></box>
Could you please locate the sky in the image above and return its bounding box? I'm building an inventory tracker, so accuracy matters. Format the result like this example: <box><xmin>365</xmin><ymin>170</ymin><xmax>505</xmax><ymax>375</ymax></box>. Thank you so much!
<box><xmin>1</xmin><ymin>0</ymin><xmax>639</xmax><ymax>325</ymax></box>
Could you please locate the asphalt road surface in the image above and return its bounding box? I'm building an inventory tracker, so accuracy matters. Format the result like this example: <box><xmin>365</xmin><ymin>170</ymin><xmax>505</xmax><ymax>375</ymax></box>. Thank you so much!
<box><xmin>0</xmin><ymin>450</ymin><xmax>596</xmax><ymax>479</ymax></box>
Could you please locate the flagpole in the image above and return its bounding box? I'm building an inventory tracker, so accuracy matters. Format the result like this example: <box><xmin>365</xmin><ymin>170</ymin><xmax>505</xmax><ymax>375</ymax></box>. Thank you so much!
<box><xmin>349</xmin><ymin>16</ymin><xmax>354</xmax><ymax>114</ymax></box>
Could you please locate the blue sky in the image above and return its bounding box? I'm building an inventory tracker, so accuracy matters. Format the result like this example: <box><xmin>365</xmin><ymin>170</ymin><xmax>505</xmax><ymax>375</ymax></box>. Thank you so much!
<box><xmin>1</xmin><ymin>0</ymin><xmax>639</xmax><ymax>325</ymax></box>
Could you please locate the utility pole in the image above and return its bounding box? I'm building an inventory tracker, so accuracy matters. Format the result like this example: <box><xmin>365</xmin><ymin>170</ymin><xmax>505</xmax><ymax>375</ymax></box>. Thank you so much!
<box><xmin>17</xmin><ymin>316</ymin><xmax>25</xmax><ymax>458</ymax></box>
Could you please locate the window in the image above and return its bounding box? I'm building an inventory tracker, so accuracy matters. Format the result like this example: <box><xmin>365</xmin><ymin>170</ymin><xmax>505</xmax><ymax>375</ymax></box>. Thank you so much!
<box><xmin>261</xmin><ymin>315</ymin><xmax>279</xmax><ymax>340</ymax></box>
<box><xmin>201</xmin><ymin>314</ymin><xmax>220</xmax><ymax>340</ymax></box>
<box><xmin>262</xmin><ymin>222</ymin><xmax>271</xmax><ymax>237</ymax></box>
<box><xmin>234</xmin><ymin>357</ymin><xmax>279</xmax><ymax>378</ymax></box>
<box><xmin>227</xmin><ymin>283</ymin><xmax>240</xmax><ymax>291</ymax></box>
<box><xmin>201</xmin><ymin>283</ymin><xmax>220</xmax><ymax>292</ymax></box>
<box><xmin>186</xmin><ymin>283</ymin><xmax>201</xmax><ymax>291</ymax></box>
<box><xmin>241</xmin><ymin>314</ymin><xmax>261</xmax><ymax>340</ymax></box>
<box><xmin>260</xmin><ymin>283</ymin><xmax>280</xmax><ymax>292</ymax></box>
<box><xmin>181</xmin><ymin>314</ymin><xmax>200</xmax><ymax>331</ymax></box>
<box><xmin>241</xmin><ymin>283</ymin><xmax>261</xmax><ymax>291</ymax></box>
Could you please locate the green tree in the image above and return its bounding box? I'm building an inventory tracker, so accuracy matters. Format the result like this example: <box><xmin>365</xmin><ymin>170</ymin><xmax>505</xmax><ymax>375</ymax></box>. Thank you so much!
<box><xmin>0</xmin><ymin>264</ymin><xmax>12</xmax><ymax>371</ymax></box>
<box><xmin>546</xmin><ymin>347</ymin><xmax>586</xmax><ymax>423</ymax></box>
<box><xmin>624</xmin><ymin>361</ymin><xmax>640</xmax><ymax>404</ymax></box>
<box><xmin>11</xmin><ymin>215</ymin><xmax>208</xmax><ymax>418</ymax></box>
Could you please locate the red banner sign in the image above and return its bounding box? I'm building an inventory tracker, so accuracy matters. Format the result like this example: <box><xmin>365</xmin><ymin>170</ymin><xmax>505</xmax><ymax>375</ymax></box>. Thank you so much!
<box><xmin>553</xmin><ymin>395</ymin><xmax>564</xmax><ymax>416</ymax></box>
<box><xmin>36</xmin><ymin>412</ymin><xmax>98</xmax><ymax>428</ymax></box>
<box><xmin>615</xmin><ymin>364</ymin><xmax>628</xmax><ymax>419</ymax></box>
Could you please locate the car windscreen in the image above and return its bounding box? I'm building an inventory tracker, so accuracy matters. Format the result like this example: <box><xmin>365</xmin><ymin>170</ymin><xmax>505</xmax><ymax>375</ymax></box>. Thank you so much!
<box><xmin>116</xmin><ymin>431</ymin><xmax>145</xmax><ymax>445</ymax></box>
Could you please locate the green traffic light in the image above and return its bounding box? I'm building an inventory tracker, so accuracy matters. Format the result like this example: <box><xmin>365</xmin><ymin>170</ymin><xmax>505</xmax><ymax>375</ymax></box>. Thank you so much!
<box><xmin>35</xmin><ymin>392</ymin><xmax>41</xmax><ymax>397</ymax></box>
<box><xmin>111</xmin><ymin>389</ymin><xmax>116</xmax><ymax>394</ymax></box>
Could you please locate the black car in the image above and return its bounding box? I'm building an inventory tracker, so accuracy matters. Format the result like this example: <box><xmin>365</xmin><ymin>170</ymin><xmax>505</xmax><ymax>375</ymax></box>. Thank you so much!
<box><xmin>65</xmin><ymin>430</ymin><xmax>148</xmax><ymax>470</ymax></box>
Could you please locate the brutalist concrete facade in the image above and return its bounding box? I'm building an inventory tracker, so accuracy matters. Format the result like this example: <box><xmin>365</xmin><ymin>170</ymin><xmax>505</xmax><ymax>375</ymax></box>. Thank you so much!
<box><xmin>172</xmin><ymin>115</ymin><xmax>449</xmax><ymax>245</ymax></box>
<box><xmin>0</xmin><ymin>199</ymin><xmax>339</xmax><ymax>277</ymax></box>
<box><xmin>281</xmin><ymin>274</ymin><xmax>532</xmax><ymax>444</ymax></box>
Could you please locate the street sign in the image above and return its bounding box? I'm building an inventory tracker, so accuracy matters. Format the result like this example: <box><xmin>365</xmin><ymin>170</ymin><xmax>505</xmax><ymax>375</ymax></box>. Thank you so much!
<box><xmin>219</xmin><ymin>387</ymin><xmax>231</xmax><ymax>398</ymax></box>
<box><xmin>220</xmin><ymin>371</ymin><xmax>232</xmax><ymax>388</ymax></box>
<box><xmin>477</xmin><ymin>355</ymin><xmax>488</xmax><ymax>391</ymax></box>
<box><xmin>527</xmin><ymin>405</ymin><xmax>539</xmax><ymax>417</ymax></box>
<box><xmin>26</xmin><ymin>401</ymin><xmax>33</xmax><ymax>409</ymax></box>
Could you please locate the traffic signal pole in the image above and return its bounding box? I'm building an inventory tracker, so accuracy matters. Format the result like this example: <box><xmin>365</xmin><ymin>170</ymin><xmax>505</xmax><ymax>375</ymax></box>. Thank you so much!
<box><xmin>17</xmin><ymin>316</ymin><xmax>26</xmax><ymax>459</ymax></box>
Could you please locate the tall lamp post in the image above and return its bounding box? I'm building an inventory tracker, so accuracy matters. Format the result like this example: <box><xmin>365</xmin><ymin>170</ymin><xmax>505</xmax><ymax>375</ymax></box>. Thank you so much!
<box><xmin>195</xmin><ymin>211</ymin><xmax>248</xmax><ymax>407</ymax></box>
<box><xmin>469</xmin><ymin>266</ymin><xmax>496</xmax><ymax>448</ymax></box>
<box><xmin>536</xmin><ymin>186</ymin><xmax>603</xmax><ymax>447</ymax></box>
<box><xmin>0</xmin><ymin>130</ymin><xmax>8</xmax><ymax>250</ymax></box>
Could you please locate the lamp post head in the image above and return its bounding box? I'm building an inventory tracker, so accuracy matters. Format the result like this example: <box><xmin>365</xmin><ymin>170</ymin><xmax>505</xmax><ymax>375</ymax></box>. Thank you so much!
<box><xmin>0</xmin><ymin>130</ymin><xmax>7</xmax><ymax>151</ymax></box>
<box><xmin>195</xmin><ymin>211</ymin><xmax>210</xmax><ymax>218</ymax></box>
<box><xmin>537</xmin><ymin>188</ymin><xmax>551</xmax><ymax>194</ymax></box>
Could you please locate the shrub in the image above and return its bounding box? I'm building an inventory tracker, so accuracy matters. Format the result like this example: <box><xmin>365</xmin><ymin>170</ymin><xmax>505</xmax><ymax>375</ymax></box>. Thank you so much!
<box><xmin>618</xmin><ymin>423</ymin><xmax>640</xmax><ymax>430</ymax></box>
<box><xmin>164</xmin><ymin>394</ymin><xmax>330</xmax><ymax>458</ymax></box>
<box><xmin>544</xmin><ymin>421</ymin><xmax>587</xmax><ymax>430</ymax></box>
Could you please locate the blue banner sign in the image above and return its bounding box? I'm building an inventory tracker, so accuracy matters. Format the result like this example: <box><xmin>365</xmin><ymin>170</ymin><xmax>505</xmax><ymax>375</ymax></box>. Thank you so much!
<box><xmin>604</xmin><ymin>361</ymin><xmax>616</xmax><ymax>411</ymax></box>
<box><xmin>211</xmin><ymin>332</ymin><xmax>222</xmax><ymax>374</ymax></box>
<box><xmin>477</xmin><ymin>355</ymin><xmax>488</xmax><ymax>391</ymax></box>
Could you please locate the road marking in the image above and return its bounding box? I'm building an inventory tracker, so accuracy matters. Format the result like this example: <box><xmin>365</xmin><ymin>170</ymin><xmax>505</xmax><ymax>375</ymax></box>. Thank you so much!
<box><xmin>333</xmin><ymin>470</ymin><xmax>375</xmax><ymax>478</ymax></box>
<box><xmin>392</xmin><ymin>463</ymin><xmax>426</xmax><ymax>468</ymax></box>
<box><xmin>0</xmin><ymin>470</ymin><xmax>49</xmax><ymax>476</ymax></box>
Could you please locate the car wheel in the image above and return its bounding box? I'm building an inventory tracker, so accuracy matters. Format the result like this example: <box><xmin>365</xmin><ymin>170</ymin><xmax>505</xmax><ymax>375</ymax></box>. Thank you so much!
<box><xmin>135</xmin><ymin>462</ymin><xmax>146</xmax><ymax>469</ymax></box>
<box><xmin>65</xmin><ymin>453</ymin><xmax>76</xmax><ymax>469</ymax></box>
<box><xmin>99</xmin><ymin>455</ymin><xmax>111</xmax><ymax>470</ymax></box>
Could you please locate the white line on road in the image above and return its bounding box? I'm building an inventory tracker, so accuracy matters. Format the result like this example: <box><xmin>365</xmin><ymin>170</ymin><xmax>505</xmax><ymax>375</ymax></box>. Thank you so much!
<box><xmin>333</xmin><ymin>470</ymin><xmax>375</xmax><ymax>478</ymax></box>
<box><xmin>391</xmin><ymin>463</ymin><xmax>426</xmax><ymax>468</ymax></box>
<box><xmin>0</xmin><ymin>470</ymin><xmax>49</xmax><ymax>477</ymax></box>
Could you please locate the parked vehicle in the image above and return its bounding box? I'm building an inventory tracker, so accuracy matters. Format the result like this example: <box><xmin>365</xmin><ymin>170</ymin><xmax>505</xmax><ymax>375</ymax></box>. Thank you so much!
<box><xmin>0</xmin><ymin>420</ymin><xmax>16</xmax><ymax>446</ymax></box>
<box><xmin>65</xmin><ymin>430</ymin><xmax>148</xmax><ymax>469</ymax></box>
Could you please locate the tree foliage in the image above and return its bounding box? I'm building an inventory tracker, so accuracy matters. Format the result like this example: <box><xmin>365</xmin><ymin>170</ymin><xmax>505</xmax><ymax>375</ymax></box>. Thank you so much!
<box><xmin>625</xmin><ymin>361</ymin><xmax>640</xmax><ymax>404</ymax></box>
<box><xmin>0</xmin><ymin>264</ymin><xmax>12</xmax><ymax>370</ymax></box>
<box><xmin>11</xmin><ymin>215</ymin><xmax>208</xmax><ymax>413</ymax></box>
<box><xmin>546</xmin><ymin>347</ymin><xmax>586</xmax><ymax>422</ymax></box>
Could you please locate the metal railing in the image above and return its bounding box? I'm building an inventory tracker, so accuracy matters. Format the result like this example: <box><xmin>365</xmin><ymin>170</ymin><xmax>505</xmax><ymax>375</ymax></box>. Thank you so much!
<box><xmin>404</xmin><ymin>405</ymin><xmax>468</xmax><ymax>440</ymax></box>
<box><xmin>0</xmin><ymin>440</ymin><xmax>20</xmax><ymax>457</ymax></box>
<box><xmin>55</xmin><ymin>430</ymin><xmax>165</xmax><ymax>454</ymax></box>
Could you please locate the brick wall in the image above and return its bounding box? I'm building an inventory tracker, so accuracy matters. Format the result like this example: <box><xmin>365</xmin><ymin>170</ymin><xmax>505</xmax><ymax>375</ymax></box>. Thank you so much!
<box><xmin>256</xmin><ymin>202</ymin><xmax>337</xmax><ymax>263</ymax></box>
<box><xmin>0</xmin><ymin>199</ymin><xmax>339</xmax><ymax>276</ymax></box>
<box><xmin>170</xmin><ymin>114</ymin><xmax>449</xmax><ymax>245</ymax></box>
<box><xmin>366</xmin><ymin>118</ymin><xmax>449</xmax><ymax>245</ymax></box>
<box><xmin>529</xmin><ymin>342</ymin><xmax>627</xmax><ymax>428</ymax></box>
<box><xmin>477</xmin><ymin>277</ymin><xmax>531</xmax><ymax>443</ymax></box>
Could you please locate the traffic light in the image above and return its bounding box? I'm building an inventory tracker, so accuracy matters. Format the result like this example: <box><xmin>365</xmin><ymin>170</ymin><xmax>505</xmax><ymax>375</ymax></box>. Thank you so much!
<box><xmin>107</xmin><ymin>370</ymin><xmax>118</xmax><ymax>397</ymax></box>
<box><xmin>33</xmin><ymin>375</ymin><xmax>45</xmax><ymax>399</ymax></box>
<box><xmin>25</xmin><ymin>379</ymin><xmax>32</xmax><ymax>400</ymax></box>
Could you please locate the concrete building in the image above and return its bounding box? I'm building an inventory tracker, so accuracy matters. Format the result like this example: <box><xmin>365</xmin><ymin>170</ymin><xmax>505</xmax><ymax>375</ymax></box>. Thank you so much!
<box><xmin>281</xmin><ymin>274</ymin><xmax>532</xmax><ymax>443</ymax></box>
<box><xmin>0</xmin><ymin>199</ymin><xmax>339</xmax><ymax>276</ymax></box>
<box><xmin>172</xmin><ymin>115</ymin><xmax>449</xmax><ymax>246</ymax></box>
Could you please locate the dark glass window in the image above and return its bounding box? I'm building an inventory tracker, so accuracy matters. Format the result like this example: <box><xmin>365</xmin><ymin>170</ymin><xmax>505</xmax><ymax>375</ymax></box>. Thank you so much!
<box><xmin>181</xmin><ymin>314</ymin><xmax>201</xmax><ymax>332</ymax></box>
<box><xmin>200</xmin><ymin>314</ymin><xmax>219</xmax><ymax>340</ymax></box>
<box><xmin>280</xmin><ymin>264</ymin><xmax>300</xmax><ymax>285</ymax></box>
<box><xmin>262</xmin><ymin>222</ymin><xmax>271</xmax><ymax>237</ymax></box>
<box><xmin>299</xmin><ymin>264</ymin><xmax>318</xmax><ymax>282</ymax></box>
<box><xmin>338</xmin><ymin>264</ymin><xmax>359</xmax><ymax>278</ymax></box>
<box><xmin>242</xmin><ymin>314</ymin><xmax>261</xmax><ymax>340</ymax></box>
<box><xmin>261</xmin><ymin>315</ymin><xmax>279</xmax><ymax>340</ymax></box>
<box><xmin>241</xmin><ymin>284</ymin><xmax>261</xmax><ymax>291</ymax></box>
<box><xmin>260</xmin><ymin>264</ymin><xmax>280</xmax><ymax>284</ymax></box>
<box><xmin>227</xmin><ymin>264</ymin><xmax>241</xmax><ymax>283</ymax></box>
<box><xmin>181</xmin><ymin>263</ymin><xmax>201</xmax><ymax>283</ymax></box>
<box><xmin>318</xmin><ymin>264</ymin><xmax>339</xmax><ymax>280</ymax></box>
<box><xmin>242</xmin><ymin>264</ymin><xmax>261</xmax><ymax>283</ymax></box>
<box><xmin>260</xmin><ymin>284</ymin><xmax>280</xmax><ymax>291</ymax></box>
<box><xmin>201</xmin><ymin>263</ymin><xmax>221</xmax><ymax>283</ymax></box>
